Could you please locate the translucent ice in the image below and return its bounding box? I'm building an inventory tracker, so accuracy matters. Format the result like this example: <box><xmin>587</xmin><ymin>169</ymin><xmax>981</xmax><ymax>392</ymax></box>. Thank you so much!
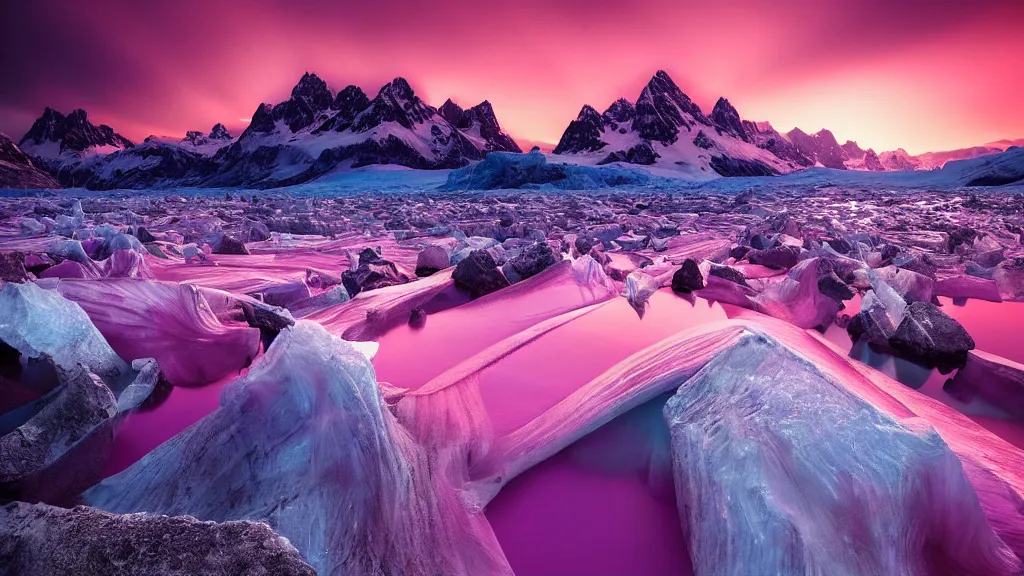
<box><xmin>665</xmin><ymin>333</ymin><xmax>1021</xmax><ymax>576</ymax></box>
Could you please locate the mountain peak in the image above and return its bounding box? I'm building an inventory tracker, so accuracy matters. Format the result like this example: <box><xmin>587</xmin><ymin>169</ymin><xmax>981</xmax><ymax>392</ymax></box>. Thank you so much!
<box><xmin>602</xmin><ymin>99</ymin><xmax>636</xmax><ymax>124</ymax></box>
<box><xmin>710</xmin><ymin>97</ymin><xmax>747</xmax><ymax>142</ymax></box>
<box><xmin>19</xmin><ymin>107</ymin><xmax>132</xmax><ymax>157</ymax></box>
<box><xmin>353</xmin><ymin>77</ymin><xmax>432</xmax><ymax>131</ymax></box>
<box><xmin>209</xmin><ymin>123</ymin><xmax>232</xmax><ymax>140</ymax></box>
<box><xmin>438</xmin><ymin>99</ymin><xmax>465</xmax><ymax>125</ymax></box>
<box><xmin>244</xmin><ymin>103</ymin><xmax>276</xmax><ymax>136</ymax></box>
<box><xmin>291</xmin><ymin>72</ymin><xmax>331</xmax><ymax>103</ymax></box>
<box><xmin>380</xmin><ymin>77</ymin><xmax>416</xmax><ymax>101</ymax></box>
<box><xmin>634</xmin><ymin>70</ymin><xmax>707</xmax><ymax>144</ymax></box>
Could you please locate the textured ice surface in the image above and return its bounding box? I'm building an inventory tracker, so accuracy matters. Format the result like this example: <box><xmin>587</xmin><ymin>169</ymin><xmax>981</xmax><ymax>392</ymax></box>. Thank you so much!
<box><xmin>86</xmin><ymin>321</ymin><xmax>511</xmax><ymax>576</ymax></box>
<box><xmin>0</xmin><ymin>282</ymin><xmax>129</xmax><ymax>388</ymax></box>
<box><xmin>665</xmin><ymin>333</ymin><xmax>1021</xmax><ymax>576</ymax></box>
<box><xmin>51</xmin><ymin>279</ymin><xmax>259</xmax><ymax>387</ymax></box>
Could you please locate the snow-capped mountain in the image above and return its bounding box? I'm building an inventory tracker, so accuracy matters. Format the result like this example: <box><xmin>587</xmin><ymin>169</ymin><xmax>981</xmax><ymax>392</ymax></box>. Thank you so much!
<box><xmin>18</xmin><ymin>108</ymin><xmax>134</xmax><ymax>170</ymax></box>
<box><xmin>27</xmin><ymin>73</ymin><xmax>521</xmax><ymax>189</ymax></box>
<box><xmin>0</xmin><ymin>133</ymin><xmax>60</xmax><ymax>188</ymax></box>
<box><xmin>551</xmin><ymin>71</ymin><xmax>810</xmax><ymax>177</ymax></box>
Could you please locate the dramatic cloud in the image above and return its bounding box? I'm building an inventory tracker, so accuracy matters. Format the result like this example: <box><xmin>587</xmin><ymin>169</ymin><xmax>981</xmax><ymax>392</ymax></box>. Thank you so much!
<box><xmin>1</xmin><ymin>0</ymin><xmax>1021</xmax><ymax>153</ymax></box>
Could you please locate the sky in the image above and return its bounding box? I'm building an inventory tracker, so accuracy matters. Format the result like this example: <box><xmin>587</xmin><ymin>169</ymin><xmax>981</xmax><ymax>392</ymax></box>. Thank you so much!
<box><xmin>1</xmin><ymin>0</ymin><xmax>1021</xmax><ymax>155</ymax></box>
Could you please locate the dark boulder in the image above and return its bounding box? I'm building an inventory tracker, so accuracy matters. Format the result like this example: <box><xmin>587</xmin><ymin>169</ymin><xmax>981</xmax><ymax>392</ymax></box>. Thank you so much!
<box><xmin>409</xmin><ymin>307</ymin><xmax>427</xmax><ymax>329</ymax></box>
<box><xmin>671</xmin><ymin>259</ymin><xmax>704</xmax><ymax>293</ymax></box>
<box><xmin>888</xmin><ymin>301</ymin><xmax>975</xmax><ymax>374</ymax></box>
<box><xmin>502</xmin><ymin>242</ymin><xmax>558</xmax><ymax>283</ymax></box>
<box><xmin>730</xmin><ymin>245</ymin><xmax>752</xmax><ymax>260</ymax></box>
<box><xmin>213</xmin><ymin>235</ymin><xmax>249</xmax><ymax>255</ymax></box>
<box><xmin>574</xmin><ymin>235</ymin><xmax>593</xmax><ymax>255</ymax></box>
<box><xmin>817</xmin><ymin>271</ymin><xmax>856</xmax><ymax>303</ymax></box>
<box><xmin>747</xmin><ymin>245</ymin><xmax>801</xmax><ymax>269</ymax></box>
<box><xmin>131</xmin><ymin>226</ymin><xmax>156</xmax><ymax>244</ymax></box>
<box><xmin>342</xmin><ymin>251</ymin><xmax>411</xmax><ymax>297</ymax></box>
<box><xmin>452</xmin><ymin>250</ymin><xmax>510</xmax><ymax>298</ymax></box>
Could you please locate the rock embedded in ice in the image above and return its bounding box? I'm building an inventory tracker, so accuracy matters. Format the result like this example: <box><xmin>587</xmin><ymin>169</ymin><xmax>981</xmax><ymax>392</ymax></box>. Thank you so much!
<box><xmin>501</xmin><ymin>241</ymin><xmax>558</xmax><ymax>284</ymax></box>
<box><xmin>0</xmin><ymin>501</ymin><xmax>316</xmax><ymax>575</ymax></box>
<box><xmin>848</xmin><ymin>271</ymin><xmax>908</xmax><ymax>346</ymax></box>
<box><xmin>945</xmin><ymin>350</ymin><xmax>1024</xmax><ymax>417</ymax></box>
<box><xmin>889</xmin><ymin>301</ymin><xmax>975</xmax><ymax>373</ymax></box>
<box><xmin>452</xmin><ymin>249</ymin><xmax>510</xmax><ymax>298</ymax></box>
<box><xmin>664</xmin><ymin>333</ymin><xmax>1022</xmax><ymax>576</ymax></box>
<box><xmin>86</xmin><ymin>321</ymin><xmax>511</xmax><ymax>576</ymax></box>
<box><xmin>670</xmin><ymin>259</ymin><xmax>704</xmax><ymax>293</ymax></box>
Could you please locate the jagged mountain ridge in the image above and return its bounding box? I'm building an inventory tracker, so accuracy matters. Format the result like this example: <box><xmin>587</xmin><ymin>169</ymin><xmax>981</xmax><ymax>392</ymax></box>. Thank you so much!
<box><xmin>17</xmin><ymin>108</ymin><xmax>134</xmax><ymax>171</ymax></box>
<box><xmin>20</xmin><ymin>73</ymin><xmax>522</xmax><ymax>190</ymax></box>
<box><xmin>552</xmin><ymin>71</ymin><xmax>811</xmax><ymax>177</ymax></box>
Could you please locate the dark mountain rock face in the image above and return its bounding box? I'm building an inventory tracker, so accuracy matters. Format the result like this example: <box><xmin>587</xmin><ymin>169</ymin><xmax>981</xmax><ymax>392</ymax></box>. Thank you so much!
<box><xmin>353</xmin><ymin>78</ymin><xmax>436</xmax><ymax>132</ymax></box>
<box><xmin>632</xmin><ymin>70</ymin><xmax>708</xmax><ymax>145</ymax></box>
<box><xmin>316</xmin><ymin>85</ymin><xmax>371</xmax><ymax>133</ymax></box>
<box><xmin>19</xmin><ymin>108</ymin><xmax>133</xmax><ymax>157</ymax></box>
<box><xmin>0</xmin><ymin>133</ymin><xmax>60</xmax><ymax>188</ymax></box>
<box><xmin>437</xmin><ymin>100</ymin><xmax>521</xmax><ymax>153</ymax></box>
<box><xmin>243</xmin><ymin>103</ymin><xmax>277</xmax><ymax>137</ymax></box>
<box><xmin>709</xmin><ymin>155</ymin><xmax>779</xmax><ymax>177</ymax></box>
<box><xmin>786</xmin><ymin>128</ymin><xmax>847</xmax><ymax>169</ymax></box>
<box><xmin>602</xmin><ymin>99</ymin><xmax>636</xmax><ymax>127</ymax></box>
<box><xmin>60</xmin><ymin>141</ymin><xmax>211</xmax><ymax>190</ymax></box>
<box><xmin>438</xmin><ymin>99</ymin><xmax>465</xmax><ymax>126</ymax></box>
<box><xmin>709</xmin><ymin>98</ymin><xmax>748</xmax><ymax>142</ymax></box>
<box><xmin>271</xmin><ymin>73</ymin><xmax>335</xmax><ymax>133</ymax></box>
<box><xmin>553</xmin><ymin>106</ymin><xmax>608</xmax><ymax>154</ymax></box>
<box><xmin>742</xmin><ymin>121</ymin><xmax>813</xmax><ymax>167</ymax></box>
<box><xmin>597</xmin><ymin>142</ymin><xmax>660</xmax><ymax>165</ymax></box>
<box><xmin>693</xmin><ymin>130</ymin><xmax>715</xmax><ymax>150</ymax></box>
<box><xmin>208</xmin><ymin>123</ymin><xmax>232</xmax><ymax>140</ymax></box>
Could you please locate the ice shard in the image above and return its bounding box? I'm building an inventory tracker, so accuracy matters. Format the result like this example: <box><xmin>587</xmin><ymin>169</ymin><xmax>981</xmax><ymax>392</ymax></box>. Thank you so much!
<box><xmin>664</xmin><ymin>333</ymin><xmax>1021</xmax><ymax>576</ymax></box>
<box><xmin>86</xmin><ymin>321</ymin><xmax>512</xmax><ymax>576</ymax></box>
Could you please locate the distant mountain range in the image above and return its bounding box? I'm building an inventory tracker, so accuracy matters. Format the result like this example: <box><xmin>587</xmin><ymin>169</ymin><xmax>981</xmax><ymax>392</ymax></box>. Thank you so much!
<box><xmin>550</xmin><ymin>70</ymin><xmax>1021</xmax><ymax>177</ymax></box>
<box><xmin>0</xmin><ymin>70</ymin><xmax>1019</xmax><ymax>189</ymax></box>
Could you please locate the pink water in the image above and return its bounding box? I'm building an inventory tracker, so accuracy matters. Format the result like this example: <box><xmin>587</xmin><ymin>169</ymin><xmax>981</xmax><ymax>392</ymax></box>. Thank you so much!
<box><xmin>87</xmin><ymin>279</ymin><xmax>1024</xmax><ymax>574</ymax></box>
